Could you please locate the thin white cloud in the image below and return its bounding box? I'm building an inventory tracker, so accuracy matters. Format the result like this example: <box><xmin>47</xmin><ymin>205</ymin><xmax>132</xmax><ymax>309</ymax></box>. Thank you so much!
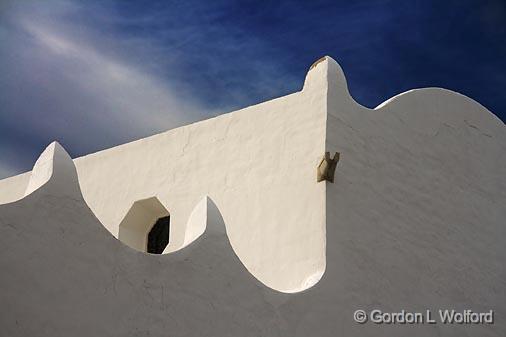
<box><xmin>0</xmin><ymin>0</ymin><xmax>302</xmax><ymax>180</ymax></box>
<box><xmin>0</xmin><ymin>0</ymin><xmax>208</xmax><ymax>179</ymax></box>
<box><xmin>21</xmin><ymin>20</ymin><xmax>203</xmax><ymax>134</ymax></box>
<box><xmin>0</xmin><ymin>163</ymin><xmax>16</xmax><ymax>180</ymax></box>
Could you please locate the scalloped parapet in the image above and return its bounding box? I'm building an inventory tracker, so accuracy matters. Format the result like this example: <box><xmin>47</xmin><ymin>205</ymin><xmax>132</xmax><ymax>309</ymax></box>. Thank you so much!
<box><xmin>0</xmin><ymin>185</ymin><xmax>272</xmax><ymax>336</ymax></box>
<box><xmin>0</xmin><ymin>142</ymin><xmax>81</xmax><ymax>204</ymax></box>
<box><xmin>24</xmin><ymin>141</ymin><xmax>81</xmax><ymax>199</ymax></box>
<box><xmin>0</xmin><ymin>55</ymin><xmax>504</xmax><ymax>316</ymax></box>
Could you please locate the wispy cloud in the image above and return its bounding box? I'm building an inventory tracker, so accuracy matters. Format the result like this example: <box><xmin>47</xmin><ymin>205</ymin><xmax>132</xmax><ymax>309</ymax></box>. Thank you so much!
<box><xmin>0</xmin><ymin>0</ymin><xmax>211</xmax><ymax>178</ymax></box>
<box><xmin>22</xmin><ymin>18</ymin><xmax>204</xmax><ymax>134</ymax></box>
<box><xmin>0</xmin><ymin>0</ymin><xmax>301</xmax><ymax>179</ymax></box>
<box><xmin>0</xmin><ymin>162</ymin><xmax>17</xmax><ymax>179</ymax></box>
<box><xmin>4</xmin><ymin>0</ymin><xmax>501</xmax><ymax>180</ymax></box>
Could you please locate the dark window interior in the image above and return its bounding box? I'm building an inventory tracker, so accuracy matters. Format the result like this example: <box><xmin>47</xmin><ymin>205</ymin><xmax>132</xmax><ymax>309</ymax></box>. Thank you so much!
<box><xmin>147</xmin><ymin>216</ymin><xmax>170</xmax><ymax>254</ymax></box>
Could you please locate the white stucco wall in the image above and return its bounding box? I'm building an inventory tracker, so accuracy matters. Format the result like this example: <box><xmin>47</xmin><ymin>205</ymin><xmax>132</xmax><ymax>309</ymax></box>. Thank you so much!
<box><xmin>0</xmin><ymin>58</ymin><xmax>331</xmax><ymax>292</ymax></box>
<box><xmin>0</xmin><ymin>56</ymin><xmax>504</xmax><ymax>297</ymax></box>
<box><xmin>0</xmin><ymin>172</ymin><xmax>30</xmax><ymax>204</ymax></box>
<box><xmin>1</xmin><ymin>56</ymin><xmax>505</xmax><ymax>336</ymax></box>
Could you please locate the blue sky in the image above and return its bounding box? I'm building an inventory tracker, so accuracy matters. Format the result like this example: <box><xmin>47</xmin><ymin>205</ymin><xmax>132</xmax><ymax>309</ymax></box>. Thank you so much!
<box><xmin>0</xmin><ymin>0</ymin><xmax>505</xmax><ymax>178</ymax></box>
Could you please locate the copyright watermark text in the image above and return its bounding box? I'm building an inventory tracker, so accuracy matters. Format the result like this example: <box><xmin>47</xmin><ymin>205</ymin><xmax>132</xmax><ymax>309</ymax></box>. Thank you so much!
<box><xmin>353</xmin><ymin>309</ymin><xmax>494</xmax><ymax>325</ymax></box>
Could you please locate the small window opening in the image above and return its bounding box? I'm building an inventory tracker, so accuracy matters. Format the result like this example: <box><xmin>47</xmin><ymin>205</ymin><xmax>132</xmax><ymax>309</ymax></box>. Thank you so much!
<box><xmin>147</xmin><ymin>216</ymin><xmax>170</xmax><ymax>254</ymax></box>
<box><xmin>118</xmin><ymin>197</ymin><xmax>170</xmax><ymax>253</ymax></box>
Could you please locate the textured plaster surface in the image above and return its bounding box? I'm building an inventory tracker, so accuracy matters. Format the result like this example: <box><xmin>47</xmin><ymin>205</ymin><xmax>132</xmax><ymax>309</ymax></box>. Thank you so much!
<box><xmin>0</xmin><ymin>172</ymin><xmax>29</xmax><ymax>204</ymax></box>
<box><xmin>0</xmin><ymin>57</ymin><xmax>505</xmax><ymax>336</ymax></box>
<box><xmin>0</xmin><ymin>61</ymin><xmax>329</xmax><ymax>293</ymax></box>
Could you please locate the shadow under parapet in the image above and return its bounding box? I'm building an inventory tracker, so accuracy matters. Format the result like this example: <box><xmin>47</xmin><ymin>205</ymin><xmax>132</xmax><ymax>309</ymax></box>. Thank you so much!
<box><xmin>0</xmin><ymin>143</ymin><xmax>290</xmax><ymax>336</ymax></box>
<box><xmin>1</xmin><ymin>57</ymin><xmax>505</xmax><ymax>337</ymax></box>
<box><xmin>317</xmin><ymin>57</ymin><xmax>506</xmax><ymax>337</ymax></box>
<box><xmin>0</xmin><ymin>142</ymin><xmax>270</xmax><ymax>285</ymax></box>
<box><xmin>0</xmin><ymin>142</ymin><xmax>82</xmax><ymax>205</ymax></box>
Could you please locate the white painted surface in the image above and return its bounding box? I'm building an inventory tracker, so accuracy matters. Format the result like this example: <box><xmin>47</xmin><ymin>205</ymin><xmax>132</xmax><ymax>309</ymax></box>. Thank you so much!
<box><xmin>0</xmin><ymin>56</ymin><xmax>504</xmax><ymax>303</ymax></box>
<box><xmin>181</xmin><ymin>196</ymin><xmax>208</xmax><ymax>248</ymax></box>
<box><xmin>0</xmin><ymin>60</ymin><xmax>330</xmax><ymax>291</ymax></box>
<box><xmin>0</xmin><ymin>172</ymin><xmax>29</xmax><ymax>204</ymax></box>
<box><xmin>0</xmin><ymin>146</ymin><xmax>284</xmax><ymax>336</ymax></box>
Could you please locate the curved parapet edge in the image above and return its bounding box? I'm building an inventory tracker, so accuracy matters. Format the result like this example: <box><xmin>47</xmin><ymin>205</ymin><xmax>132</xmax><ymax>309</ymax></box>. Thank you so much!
<box><xmin>172</xmin><ymin>195</ymin><xmax>314</xmax><ymax>294</ymax></box>
<box><xmin>181</xmin><ymin>196</ymin><xmax>326</xmax><ymax>294</ymax></box>
<box><xmin>318</xmin><ymin>55</ymin><xmax>505</xmax><ymax>292</ymax></box>
<box><xmin>179</xmin><ymin>196</ymin><xmax>208</xmax><ymax>249</ymax></box>
<box><xmin>0</xmin><ymin>172</ymin><xmax>30</xmax><ymax>205</ymax></box>
<box><xmin>193</xmin><ymin>196</ymin><xmax>286</xmax><ymax>293</ymax></box>
<box><xmin>24</xmin><ymin>141</ymin><xmax>82</xmax><ymax>200</ymax></box>
<box><xmin>309</xmin><ymin>55</ymin><xmax>503</xmax><ymax>129</ymax></box>
<box><xmin>0</xmin><ymin>142</ymin><xmax>81</xmax><ymax>205</ymax></box>
<box><xmin>371</xmin><ymin>87</ymin><xmax>505</xmax><ymax>140</ymax></box>
<box><xmin>373</xmin><ymin>87</ymin><xmax>505</xmax><ymax>129</ymax></box>
<box><xmin>3</xmin><ymin>55</ymin><xmax>500</xmax><ymax>297</ymax></box>
<box><xmin>302</xmin><ymin>55</ymin><xmax>351</xmax><ymax>98</ymax></box>
<box><xmin>1</xmin><ymin>172</ymin><xmax>281</xmax><ymax>297</ymax></box>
